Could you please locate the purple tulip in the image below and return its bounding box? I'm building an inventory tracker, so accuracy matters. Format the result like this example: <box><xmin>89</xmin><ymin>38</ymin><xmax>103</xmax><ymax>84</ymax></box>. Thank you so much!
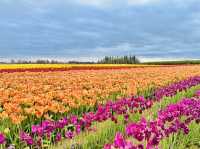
<box><xmin>31</xmin><ymin>125</ymin><xmax>39</xmax><ymax>134</ymax></box>
<box><xmin>65</xmin><ymin>130</ymin><xmax>74</xmax><ymax>139</ymax></box>
<box><xmin>20</xmin><ymin>131</ymin><xmax>34</xmax><ymax>145</ymax></box>
<box><xmin>55</xmin><ymin>133</ymin><xmax>62</xmax><ymax>142</ymax></box>
<box><xmin>113</xmin><ymin>132</ymin><xmax>126</xmax><ymax>148</ymax></box>
<box><xmin>0</xmin><ymin>133</ymin><xmax>5</xmax><ymax>144</ymax></box>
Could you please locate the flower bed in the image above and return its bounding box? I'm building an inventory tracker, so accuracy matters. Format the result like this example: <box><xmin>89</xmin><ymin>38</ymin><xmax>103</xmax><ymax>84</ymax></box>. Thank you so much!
<box><xmin>0</xmin><ymin>76</ymin><xmax>199</xmax><ymax>148</ymax></box>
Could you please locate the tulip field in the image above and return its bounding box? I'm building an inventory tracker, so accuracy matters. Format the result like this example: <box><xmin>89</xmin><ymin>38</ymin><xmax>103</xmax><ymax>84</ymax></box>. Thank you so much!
<box><xmin>0</xmin><ymin>65</ymin><xmax>200</xmax><ymax>149</ymax></box>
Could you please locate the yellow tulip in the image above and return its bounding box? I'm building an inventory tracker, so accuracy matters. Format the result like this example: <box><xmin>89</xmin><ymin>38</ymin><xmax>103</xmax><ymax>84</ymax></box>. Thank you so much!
<box><xmin>4</xmin><ymin>128</ymin><xmax>10</xmax><ymax>134</ymax></box>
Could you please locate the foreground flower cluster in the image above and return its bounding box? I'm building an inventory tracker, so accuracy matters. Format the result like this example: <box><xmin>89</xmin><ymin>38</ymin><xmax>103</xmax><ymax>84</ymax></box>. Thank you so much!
<box><xmin>105</xmin><ymin>95</ymin><xmax>200</xmax><ymax>149</ymax></box>
<box><xmin>1</xmin><ymin>66</ymin><xmax>200</xmax><ymax>124</ymax></box>
<box><xmin>2</xmin><ymin>76</ymin><xmax>198</xmax><ymax>148</ymax></box>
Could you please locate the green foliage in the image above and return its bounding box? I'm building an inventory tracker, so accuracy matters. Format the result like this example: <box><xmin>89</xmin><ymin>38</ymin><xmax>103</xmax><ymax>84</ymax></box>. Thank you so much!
<box><xmin>98</xmin><ymin>55</ymin><xmax>140</xmax><ymax>64</ymax></box>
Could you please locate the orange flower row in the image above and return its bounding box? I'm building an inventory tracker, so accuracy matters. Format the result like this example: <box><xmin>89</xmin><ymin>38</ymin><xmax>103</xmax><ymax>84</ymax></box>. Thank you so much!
<box><xmin>0</xmin><ymin>65</ymin><xmax>200</xmax><ymax>124</ymax></box>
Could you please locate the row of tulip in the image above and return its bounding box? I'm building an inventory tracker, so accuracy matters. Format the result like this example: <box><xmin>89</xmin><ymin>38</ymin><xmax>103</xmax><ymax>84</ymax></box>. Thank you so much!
<box><xmin>104</xmin><ymin>93</ymin><xmax>200</xmax><ymax>149</ymax></box>
<box><xmin>0</xmin><ymin>76</ymin><xmax>199</xmax><ymax>148</ymax></box>
<box><xmin>0</xmin><ymin>64</ymin><xmax>159</xmax><ymax>73</ymax></box>
<box><xmin>153</xmin><ymin>76</ymin><xmax>200</xmax><ymax>100</ymax></box>
<box><xmin>1</xmin><ymin>66</ymin><xmax>200</xmax><ymax>124</ymax></box>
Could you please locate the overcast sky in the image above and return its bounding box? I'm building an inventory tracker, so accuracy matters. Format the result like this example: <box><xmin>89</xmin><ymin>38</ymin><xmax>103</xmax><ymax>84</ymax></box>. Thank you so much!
<box><xmin>0</xmin><ymin>0</ymin><xmax>200</xmax><ymax>62</ymax></box>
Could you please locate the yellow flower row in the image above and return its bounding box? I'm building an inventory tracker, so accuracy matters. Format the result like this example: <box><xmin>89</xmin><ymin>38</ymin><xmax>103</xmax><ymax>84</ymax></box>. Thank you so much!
<box><xmin>0</xmin><ymin>64</ymin><xmax>157</xmax><ymax>70</ymax></box>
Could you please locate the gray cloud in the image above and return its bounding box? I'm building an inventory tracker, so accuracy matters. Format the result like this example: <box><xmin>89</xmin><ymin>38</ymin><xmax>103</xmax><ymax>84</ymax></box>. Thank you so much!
<box><xmin>0</xmin><ymin>0</ymin><xmax>200</xmax><ymax>61</ymax></box>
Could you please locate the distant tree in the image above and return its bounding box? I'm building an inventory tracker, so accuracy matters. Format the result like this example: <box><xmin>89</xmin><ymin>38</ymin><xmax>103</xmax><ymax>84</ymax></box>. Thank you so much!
<box><xmin>98</xmin><ymin>55</ymin><xmax>140</xmax><ymax>64</ymax></box>
<box><xmin>11</xmin><ymin>59</ymin><xmax>15</xmax><ymax>64</ymax></box>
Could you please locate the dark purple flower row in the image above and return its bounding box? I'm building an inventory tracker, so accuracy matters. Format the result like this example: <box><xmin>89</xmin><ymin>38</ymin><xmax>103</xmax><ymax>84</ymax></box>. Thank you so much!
<box><xmin>19</xmin><ymin>96</ymin><xmax>153</xmax><ymax>147</ymax></box>
<box><xmin>1</xmin><ymin>76</ymin><xmax>200</xmax><ymax>147</ymax></box>
<box><xmin>154</xmin><ymin>76</ymin><xmax>200</xmax><ymax>100</ymax></box>
<box><xmin>104</xmin><ymin>93</ymin><xmax>200</xmax><ymax>149</ymax></box>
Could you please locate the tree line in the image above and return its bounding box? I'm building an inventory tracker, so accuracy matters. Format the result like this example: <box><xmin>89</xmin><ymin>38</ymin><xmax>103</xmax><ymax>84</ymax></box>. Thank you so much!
<box><xmin>97</xmin><ymin>56</ymin><xmax>140</xmax><ymax>64</ymax></box>
<box><xmin>2</xmin><ymin>57</ymin><xmax>200</xmax><ymax>65</ymax></box>
<box><xmin>6</xmin><ymin>55</ymin><xmax>140</xmax><ymax>64</ymax></box>
<box><xmin>9</xmin><ymin>59</ymin><xmax>65</xmax><ymax>64</ymax></box>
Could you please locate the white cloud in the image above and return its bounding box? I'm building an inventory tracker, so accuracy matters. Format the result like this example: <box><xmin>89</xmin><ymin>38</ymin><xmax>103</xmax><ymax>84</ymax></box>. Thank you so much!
<box><xmin>128</xmin><ymin>0</ymin><xmax>159</xmax><ymax>5</ymax></box>
<box><xmin>94</xmin><ymin>43</ymin><xmax>132</xmax><ymax>53</ymax></box>
<box><xmin>74</xmin><ymin>31</ymin><xmax>101</xmax><ymax>38</ymax></box>
<box><xmin>0</xmin><ymin>0</ymin><xmax>197</xmax><ymax>8</ymax></box>
<box><xmin>73</xmin><ymin>0</ymin><xmax>160</xmax><ymax>8</ymax></box>
<box><xmin>74</xmin><ymin>0</ymin><xmax>113</xmax><ymax>8</ymax></box>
